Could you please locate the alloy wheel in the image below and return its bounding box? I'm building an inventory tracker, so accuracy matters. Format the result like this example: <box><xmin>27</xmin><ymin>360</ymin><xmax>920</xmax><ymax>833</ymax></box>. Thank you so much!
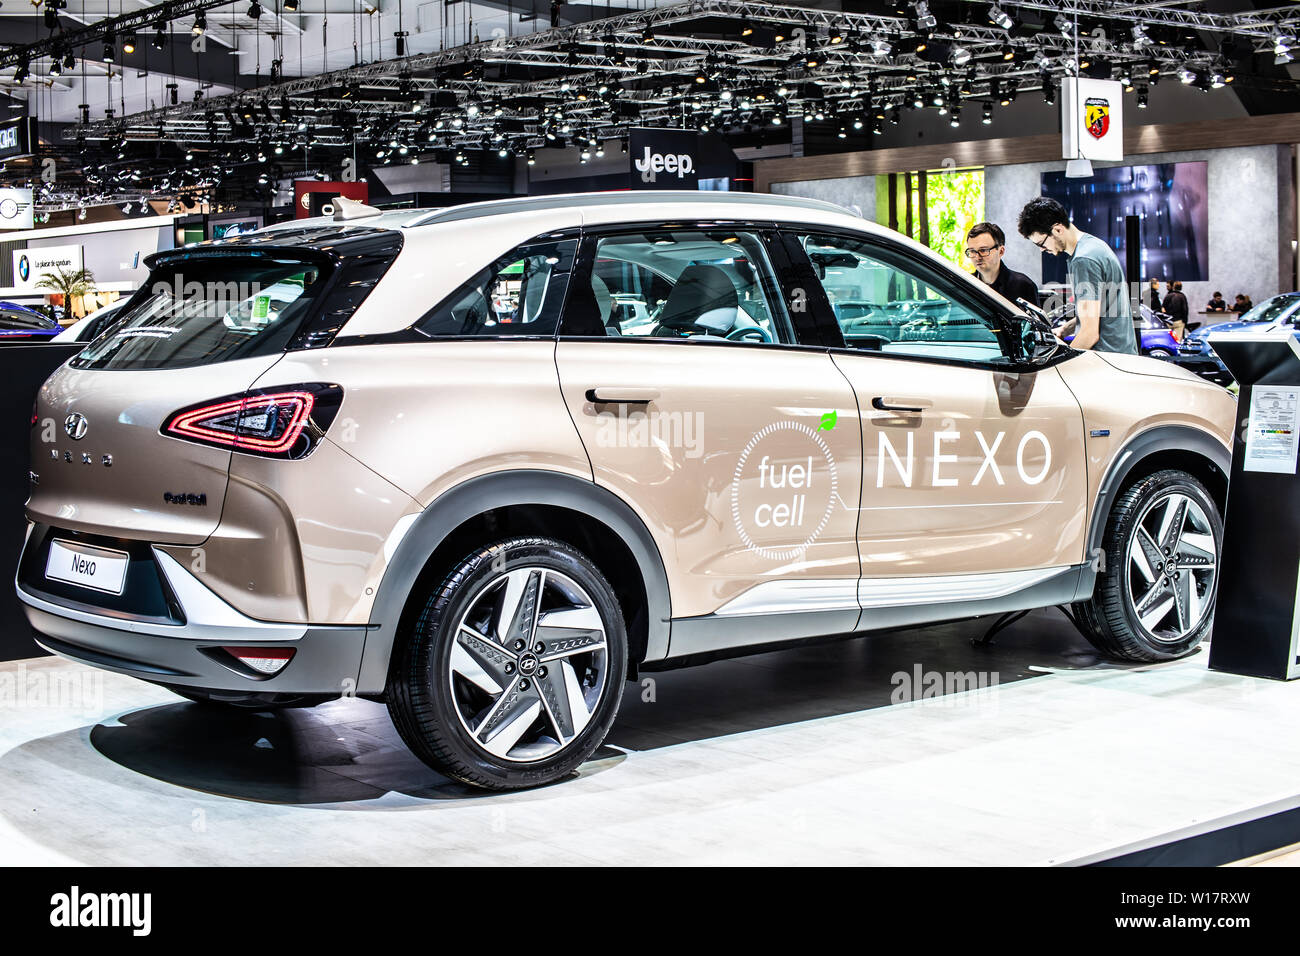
<box><xmin>447</xmin><ymin>567</ymin><xmax>610</xmax><ymax>762</ymax></box>
<box><xmin>1125</xmin><ymin>491</ymin><xmax>1218</xmax><ymax>643</ymax></box>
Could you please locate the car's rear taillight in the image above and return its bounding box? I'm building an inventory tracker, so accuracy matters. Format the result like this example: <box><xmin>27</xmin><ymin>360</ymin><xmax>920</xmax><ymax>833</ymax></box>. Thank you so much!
<box><xmin>162</xmin><ymin>383</ymin><xmax>342</xmax><ymax>459</ymax></box>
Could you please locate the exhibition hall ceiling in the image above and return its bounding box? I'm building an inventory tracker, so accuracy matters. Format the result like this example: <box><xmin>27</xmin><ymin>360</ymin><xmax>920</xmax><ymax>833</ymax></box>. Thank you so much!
<box><xmin>1</xmin><ymin>0</ymin><xmax>1298</xmax><ymax>211</ymax></box>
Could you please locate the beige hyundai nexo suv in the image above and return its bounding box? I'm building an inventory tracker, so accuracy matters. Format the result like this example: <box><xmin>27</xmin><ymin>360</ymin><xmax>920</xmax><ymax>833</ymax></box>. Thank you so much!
<box><xmin>18</xmin><ymin>191</ymin><xmax>1234</xmax><ymax>789</ymax></box>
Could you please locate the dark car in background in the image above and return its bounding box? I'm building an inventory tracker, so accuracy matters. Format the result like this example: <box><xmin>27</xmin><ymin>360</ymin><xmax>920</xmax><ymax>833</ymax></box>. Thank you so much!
<box><xmin>1175</xmin><ymin>292</ymin><xmax>1300</xmax><ymax>386</ymax></box>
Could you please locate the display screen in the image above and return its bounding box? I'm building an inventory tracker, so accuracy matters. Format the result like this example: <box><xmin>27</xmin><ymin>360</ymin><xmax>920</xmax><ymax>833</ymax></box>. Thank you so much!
<box><xmin>1040</xmin><ymin>161</ymin><xmax>1208</xmax><ymax>284</ymax></box>
<box><xmin>210</xmin><ymin>218</ymin><xmax>263</xmax><ymax>240</ymax></box>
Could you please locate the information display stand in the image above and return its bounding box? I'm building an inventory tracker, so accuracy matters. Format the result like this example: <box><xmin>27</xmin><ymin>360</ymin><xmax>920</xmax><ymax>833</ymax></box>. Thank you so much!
<box><xmin>1208</xmin><ymin>334</ymin><xmax>1300</xmax><ymax>680</ymax></box>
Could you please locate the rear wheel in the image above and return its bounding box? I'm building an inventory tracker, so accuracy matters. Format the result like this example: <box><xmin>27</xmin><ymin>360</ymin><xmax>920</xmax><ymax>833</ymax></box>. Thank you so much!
<box><xmin>388</xmin><ymin>537</ymin><xmax>627</xmax><ymax>790</ymax></box>
<box><xmin>1076</xmin><ymin>469</ymin><xmax>1221</xmax><ymax>661</ymax></box>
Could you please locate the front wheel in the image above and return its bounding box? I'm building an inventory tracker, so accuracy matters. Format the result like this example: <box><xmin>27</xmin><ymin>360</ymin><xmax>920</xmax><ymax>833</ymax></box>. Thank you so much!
<box><xmin>1145</xmin><ymin>348</ymin><xmax>1174</xmax><ymax>359</ymax></box>
<box><xmin>388</xmin><ymin>537</ymin><xmax>627</xmax><ymax>790</ymax></box>
<box><xmin>1075</xmin><ymin>469</ymin><xmax>1221</xmax><ymax>662</ymax></box>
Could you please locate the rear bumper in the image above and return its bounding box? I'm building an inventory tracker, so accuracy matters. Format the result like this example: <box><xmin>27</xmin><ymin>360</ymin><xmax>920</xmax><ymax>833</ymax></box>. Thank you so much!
<box><xmin>16</xmin><ymin>526</ymin><xmax>367</xmax><ymax>694</ymax></box>
<box><xmin>24</xmin><ymin>608</ymin><xmax>366</xmax><ymax>694</ymax></box>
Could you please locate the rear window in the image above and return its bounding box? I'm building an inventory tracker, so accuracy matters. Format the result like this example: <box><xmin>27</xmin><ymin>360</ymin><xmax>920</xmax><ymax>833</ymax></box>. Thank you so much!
<box><xmin>71</xmin><ymin>255</ymin><xmax>330</xmax><ymax>370</ymax></box>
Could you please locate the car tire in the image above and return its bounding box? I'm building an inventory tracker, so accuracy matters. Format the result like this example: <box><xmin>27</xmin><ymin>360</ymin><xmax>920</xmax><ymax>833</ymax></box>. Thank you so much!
<box><xmin>1075</xmin><ymin>469</ymin><xmax>1222</xmax><ymax>662</ymax></box>
<box><xmin>1146</xmin><ymin>348</ymin><xmax>1174</xmax><ymax>359</ymax></box>
<box><xmin>388</xmin><ymin>536</ymin><xmax>627</xmax><ymax>790</ymax></box>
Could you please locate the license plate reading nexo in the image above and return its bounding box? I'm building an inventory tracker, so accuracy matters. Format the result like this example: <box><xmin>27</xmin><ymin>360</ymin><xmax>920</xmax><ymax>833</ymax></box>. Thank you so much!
<box><xmin>45</xmin><ymin>540</ymin><xmax>128</xmax><ymax>595</ymax></box>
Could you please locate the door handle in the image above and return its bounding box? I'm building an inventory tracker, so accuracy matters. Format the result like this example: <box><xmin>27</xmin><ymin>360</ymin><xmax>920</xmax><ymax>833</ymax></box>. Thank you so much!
<box><xmin>586</xmin><ymin>387</ymin><xmax>659</xmax><ymax>404</ymax></box>
<box><xmin>871</xmin><ymin>396</ymin><xmax>930</xmax><ymax>413</ymax></box>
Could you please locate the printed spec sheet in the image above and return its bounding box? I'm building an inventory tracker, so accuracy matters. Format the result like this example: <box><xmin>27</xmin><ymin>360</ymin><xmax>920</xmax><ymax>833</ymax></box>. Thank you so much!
<box><xmin>1245</xmin><ymin>385</ymin><xmax>1300</xmax><ymax>474</ymax></box>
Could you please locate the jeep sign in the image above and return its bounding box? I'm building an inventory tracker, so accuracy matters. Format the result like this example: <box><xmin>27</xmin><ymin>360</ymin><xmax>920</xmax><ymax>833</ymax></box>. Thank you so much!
<box><xmin>628</xmin><ymin>127</ymin><xmax>699</xmax><ymax>190</ymax></box>
<box><xmin>634</xmin><ymin>147</ymin><xmax>695</xmax><ymax>183</ymax></box>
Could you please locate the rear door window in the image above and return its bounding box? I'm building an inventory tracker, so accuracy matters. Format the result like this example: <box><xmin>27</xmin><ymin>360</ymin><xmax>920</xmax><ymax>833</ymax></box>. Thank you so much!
<box><xmin>414</xmin><ymin>239</ymin><xmax>576</xmax><ymax>337</ymax></box>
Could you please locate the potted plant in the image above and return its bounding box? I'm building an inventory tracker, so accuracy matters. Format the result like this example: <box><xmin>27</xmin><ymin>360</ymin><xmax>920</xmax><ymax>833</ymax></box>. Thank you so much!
<box><xmin>34</xmin><ymin>265</ymin><xmax>96</xmax><ymax>324</ymax></box>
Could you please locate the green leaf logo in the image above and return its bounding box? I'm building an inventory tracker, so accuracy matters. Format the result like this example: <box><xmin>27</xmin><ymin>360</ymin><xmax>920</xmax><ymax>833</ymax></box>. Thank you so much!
<box><xmin>818</xmin><ymin>410</ymin><xmax>837</xmax><ymax>431</ymax></box>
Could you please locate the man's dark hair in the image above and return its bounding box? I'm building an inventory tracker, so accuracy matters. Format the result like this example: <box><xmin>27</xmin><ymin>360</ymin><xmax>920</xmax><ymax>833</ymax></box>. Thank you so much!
<box><xmin>967</xmin><ymin>221</ymin><xmax>1005</xmax><ymax>247</ymax></box>
<box><xmin>1173</xmin><ymin>281</ymin><xmax>1183</xmax><ymax>291</ymax></box>
<box><xmin>1017</xmin><ymin>196</ymin><xmax>1070</xmax><ymax>238</ymax></box>
<box><xmin>1213</xmin><ymin>291</ymin><xmax>1222</xmax><ymax>297</ymax></box>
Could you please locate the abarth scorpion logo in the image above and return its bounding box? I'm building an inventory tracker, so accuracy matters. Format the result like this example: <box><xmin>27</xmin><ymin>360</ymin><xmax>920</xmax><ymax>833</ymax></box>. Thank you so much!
<box><xmin>63</xmin><ymin>413</ymin><xmax>88</xmax><ymax>440</ymax></box>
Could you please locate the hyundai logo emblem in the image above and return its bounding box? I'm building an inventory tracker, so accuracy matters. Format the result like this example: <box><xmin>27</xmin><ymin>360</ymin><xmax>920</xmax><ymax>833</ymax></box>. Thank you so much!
<box><xmin>64</xmin><ymin>413</ymin><xmax>88</xmax><ymax>440</ymax></box>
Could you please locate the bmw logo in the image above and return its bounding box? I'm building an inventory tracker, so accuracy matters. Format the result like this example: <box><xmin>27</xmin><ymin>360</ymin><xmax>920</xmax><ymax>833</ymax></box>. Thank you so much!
<box><xmin>64</xmin><ymin>413</ymin><xmax>88</xmax><ymax>441</ymax></box>
<box><xmin>17</xmin><ymin>255</ymin><xmax>28</xmax><ymax>282</ymax></box>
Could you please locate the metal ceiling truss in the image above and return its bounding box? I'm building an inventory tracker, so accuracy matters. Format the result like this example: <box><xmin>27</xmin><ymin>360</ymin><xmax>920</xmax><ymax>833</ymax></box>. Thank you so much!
<box><xmin>69</xmin><ymin>3</ymin><xmax>1285</xmax><ymax>134</ymax></box>
<box><xmin>32</xmin><ymin>0</ymin><xmax>1300</xmax><ymax>206</ymax></box>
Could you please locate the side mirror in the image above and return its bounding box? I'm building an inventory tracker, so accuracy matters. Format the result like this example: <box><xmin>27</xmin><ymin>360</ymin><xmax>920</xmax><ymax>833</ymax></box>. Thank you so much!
<box><xmin>1013</xmin><ymin>310</ymin><xmax>1061</xmax><ymax>365</ymax></box>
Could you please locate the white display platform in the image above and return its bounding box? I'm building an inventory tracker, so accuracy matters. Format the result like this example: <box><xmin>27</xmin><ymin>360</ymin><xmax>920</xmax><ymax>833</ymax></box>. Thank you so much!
<box><xmin>1</xmin><ymin>644</ymin><xmax>1298</xmax><ymax>866</ymax></box>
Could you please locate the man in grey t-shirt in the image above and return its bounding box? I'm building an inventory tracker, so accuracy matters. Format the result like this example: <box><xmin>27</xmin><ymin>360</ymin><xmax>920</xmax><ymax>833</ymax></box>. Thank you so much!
<box><xmin>1017</xmin><ymin>196</ymin><xmax>1138</xmax><ymax>355</ymax></box>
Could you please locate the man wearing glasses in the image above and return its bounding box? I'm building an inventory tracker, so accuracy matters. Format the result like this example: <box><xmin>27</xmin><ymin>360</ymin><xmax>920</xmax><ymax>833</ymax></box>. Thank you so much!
<box><xmin>964</xmin><ymin>221</ymin><xmax>1040</xmax><ymax>308</ymax></box>
<box><xmin>1017</xmin><ymin>196</ymin><xmax>1138</xmax><ymax>355</ymax></box>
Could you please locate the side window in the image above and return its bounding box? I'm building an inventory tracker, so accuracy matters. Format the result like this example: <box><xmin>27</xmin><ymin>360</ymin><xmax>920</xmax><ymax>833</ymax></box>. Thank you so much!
<box><xmin>415</xmin><ymin>238</ymin><xmax>576</xmax><ymax>337</ymax></box>
<box><xmin>566</xmin><ymin>229</ymin><xmax>794</xmax><ymax>345</ymax></box>
<box><xmin>796</xmin><ymin>233</ymin><xmax>1009</xmax><ymax>363</ymax></box>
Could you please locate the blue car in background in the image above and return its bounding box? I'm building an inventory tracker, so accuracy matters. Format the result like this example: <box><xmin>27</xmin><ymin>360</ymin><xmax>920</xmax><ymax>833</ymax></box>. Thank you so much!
<box><xmin>1056</xmin><ymin>304</ymin><xmax>1181</xmax><ymax>358</ymax></box>
<box><xmin>0</xmin><ymin>301</ymin><xmax>61</xmax><ymax>342</ymax></box>
<box><xmin>1174</xmin><ymin>293</ymin><xmax>1300</xmax><ymax>386</ymax></box>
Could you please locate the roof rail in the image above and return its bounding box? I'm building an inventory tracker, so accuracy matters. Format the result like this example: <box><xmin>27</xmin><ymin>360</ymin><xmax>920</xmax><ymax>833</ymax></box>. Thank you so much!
<box><xmin>403</xmin><ymin>190</ymin><xmax>858</xmax><ymax>228</ymax></box>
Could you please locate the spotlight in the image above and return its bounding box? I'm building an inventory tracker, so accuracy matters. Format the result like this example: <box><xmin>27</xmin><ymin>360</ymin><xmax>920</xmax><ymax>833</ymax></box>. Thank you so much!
<box><xmin>1131</xmin><ymin>24</ymin><xmax>1150</xmax><ymax>48</ymax></box>
<box><xmin>49</xmin><ymin>56</ymin><xmax>61</xmax><ymax>78</ymax></box>
<box><xmin>283</xmin><ymin>0</ymin><xmax>299</xmax><ymax>9</ymax></box>
<box><xmin>988</xmin><ymin>3</ymin><xmax>1014</xmax><ymax>31</ymax></box>
<box><xmin>247</xmin><ymin>1</ymin><xmax>263</xmax><ymax>20</ymax></box>
<box><xmin>1136</xmin><ymin>85</ymin><xmax>1149</xmax><ymax>107</ymax></box>
<box><xmin>193</xmin><ymin>12</ymin><xmax>206</xmax><ymax>35</ymax></box>
<box><xmin>982</xmin><ymin>102</ymin><xmax>992</xmax><ymax>124</ymax></box>
<box><xmin>870</xmin><ymin>37</ymin><xmax>893</xmax><ymax>57</ymax></box>
<box><xmin>950</xmin><ymin>46</ymin><xmax>971</xmax><ymax>67</ymax></box>
<box><xmin>102</xmin><ymin>39</ymin><xmax>115</xmax><ymax>62</ymax></box>
<box><xmin>526</xmin><ymin>150</ymin><xmax>535</xmax><ymax>165</ymax></box>
<box><xmin>1001</xmin><ymin>42</ymin><xmax>1015</xmax><ymax>61</ymax></box>
<box><xmin>152</xmin><ymin>26</ymin><xmax>166</xmax><ymax>50</ymax></box>
<box><xmin>949</xmin><ymin>109</ymin><xmax>961</xmax><ymax>127</ymax></box>
<box><xmin>13</xmin><ymin>60</ymin><xmax>28</xmax><ymax>84</ymax></box>
<box><xmin>122</xmin><ymin>33</ymin><xmax>136</xmax><ymax>54</ymax></box>
<box><xmin>1054</xmin><ymin>13</ymin><xmax>1072</xmax><ymax>36</ymax></box>
<box><xmin>64</xmin><ymin>51</ymin><xmax>76</xmax><ymax>70</ymax></box>
<box><xmin>1177</xmin><ymin>67</ymin><xmax>1196</xmax><ymax>84</ymax></box>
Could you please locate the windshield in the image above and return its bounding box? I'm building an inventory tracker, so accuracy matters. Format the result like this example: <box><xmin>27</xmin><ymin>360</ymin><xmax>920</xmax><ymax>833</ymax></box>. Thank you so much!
<box><xmin>1238</xmin><ymin>296</ymin><xmax>1300</xmax><ymax>326</ymax></box>
<box><xmin>72</xmin><ymin>255</ymin><xmax>329</xmax><ymax>370</ymax></box>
